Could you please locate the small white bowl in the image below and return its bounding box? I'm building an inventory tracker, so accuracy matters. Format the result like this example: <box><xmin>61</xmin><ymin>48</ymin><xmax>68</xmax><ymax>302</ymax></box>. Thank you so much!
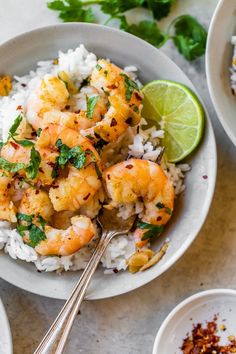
<box><xmin>206</xmin><ymin>0</ymin><xmax>236</xmax><ymax>145</ymax></box>
<box><xmin>153</xmin><ymin>289</ymin><xmax>236</xmax><ymax>354</ymax></box>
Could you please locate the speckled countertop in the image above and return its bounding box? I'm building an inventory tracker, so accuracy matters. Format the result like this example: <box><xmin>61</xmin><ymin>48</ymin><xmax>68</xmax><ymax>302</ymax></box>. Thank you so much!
<box><xmin>1</xmin><ymin>1</ymin><xmax>236</xmax><ymax>353</ymax></box>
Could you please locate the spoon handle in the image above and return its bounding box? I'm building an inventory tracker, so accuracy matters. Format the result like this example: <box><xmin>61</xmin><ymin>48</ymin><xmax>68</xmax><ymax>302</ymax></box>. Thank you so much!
<box><xmin>34</xmin><ymin>230</ymin><xmax>115</xmax><ymax>354</ymax></box>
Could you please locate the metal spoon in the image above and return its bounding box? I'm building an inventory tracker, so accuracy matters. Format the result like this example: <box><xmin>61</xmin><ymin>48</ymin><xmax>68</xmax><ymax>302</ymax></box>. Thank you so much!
<box><xmin>34</xmin><ymin>209</ymin><xmax>136</xmax><ymax>354</ymax></box>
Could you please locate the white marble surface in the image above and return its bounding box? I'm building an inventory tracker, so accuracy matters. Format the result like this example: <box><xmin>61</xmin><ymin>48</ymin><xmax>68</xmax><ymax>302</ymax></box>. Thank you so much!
<box><xmin>1</xmin><ymin>0</ymin><xmax>236</xmax><ymax>353</ymax></box>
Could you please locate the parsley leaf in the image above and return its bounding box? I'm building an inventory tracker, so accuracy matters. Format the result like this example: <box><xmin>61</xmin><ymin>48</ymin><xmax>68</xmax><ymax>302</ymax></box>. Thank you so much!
<box><xmin>171</xmin><ymin>15</ymin><xmax>207</xmax><ymax>61</ymax></box>
<box><xmin>0</xmin><ymin>157</ymin><xmax>25</xmax><ymax>173</ymax></box>
<box><xmin>120</xmin><ymin>73</ymin><xmax>139</xmax><ymax>101</ymax></box>
<box><xmin>125</xmin><ymin>20</ymin><xmax>168</xmax><ymax>48</ymax></box>
<box><xmin>137</xmin><ymin>221</ymin><xmax>164</xmax><ymax>240</ymax></box>
<box><xmin>47</xmin><ymin>0</ymin><xmax>95</xmax><ymax>22</ymax></box>
<box><xmin>25</xmin><ymin>147</ymin><xmax>41</xmax><ymax>180</ymax></box>
<box><xmin>86</xmin><ymin>95</ymin><xmax>99</xmax><ymax>119</ymax></box>
<box><xmin>144</xmin><ymin>0</ymin><xmax>174</xmax><ymax>20</ymax></box>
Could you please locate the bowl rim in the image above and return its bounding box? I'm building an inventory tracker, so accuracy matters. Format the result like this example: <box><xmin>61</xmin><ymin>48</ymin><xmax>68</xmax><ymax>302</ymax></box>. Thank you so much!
<box><xmin>0</xmin><ymin>298</ymin><xmax>13</xmax><ymax>354</ymax></box>
<box><xmin>0</xmin><ymin>22</ymin><xmax>217</xmax><ymax>299</ymax></box>
<box><xmin>206</xmin><ymin>0</ymin><xmax>236</xmax><ymax>146</ymax></box>
<box><xmin>152</xmin><ymin>288</ymin><xmax>236</xmax><ymax>354</ymax></box>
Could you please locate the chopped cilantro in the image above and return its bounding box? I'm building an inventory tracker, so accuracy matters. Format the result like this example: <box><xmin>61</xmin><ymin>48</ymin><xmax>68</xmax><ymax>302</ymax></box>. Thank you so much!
<box><xmin>137</xmin><ymin>220</ymin><xmax>164</xmax><ymax>241</ymax></box>
<box><xmin>86</xmin><ymin>95</ymin><xmax>99</xmax><ymax>119</ymax></box>
<box><xmin>96</xmin><ymin>64</ymin><xmax>102</xmax><ymax>71</ymax></box>
<box><xmin>52</xmin><ymin>139</ymin><xmax>87</xmax><ymax>177</ymax></box>
<box><xmin>120</xmin><ymin>73</ymin><xmax>139</xmax><ymax>101</ymax></box>
<box><xmin>36</xmin><ymin>128</ymin><xmax>42</xmax><ymax>137</ymax></box>
<box><xmin>25</xmin><ymin>147</ymin><xmax>41</xmax><ymax>180</ymax></box>
<box><xmin>0</xmin><ymin>157</ymin><xmax>25</xmax><ymax>173</ymax></box>
<box><xmin>16</xmin><ymin>213</ymin><xmax>47</xmax><ymax>247</ymax></box>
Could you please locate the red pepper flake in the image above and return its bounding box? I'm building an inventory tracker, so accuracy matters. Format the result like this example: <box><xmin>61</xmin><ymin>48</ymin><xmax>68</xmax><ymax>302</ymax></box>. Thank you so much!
<box><xmin>10</xmin><ymin>141</ymin><xmax>19</xmax><ymax>150</ymax></box>
<box><xmin>7</xmin><ymin>183</ymin><xmax>11</xmax><ymax>189</ymax></box>
<box><xmin>156</xmin><ymin>216</ymin><xmax>162</xmax><ymax>221</ymax></box>
<box><xmin>107</xmin><ymin>174</ymin><xmax>110</xmax><ymax>180</ymax></box>
<box><xmin>47</xmin><ymin>161</ymin><xmax>55</xmax><ymax>167</ymax></box>
<box><xmin>134</xmin><ymin>92</ymin><xmax>142</xmax><ymax>101</ymax></box>
<box><xmin>202</xmin><ymin>175</ymin><xmax>208</xmax><ymax>179</ymax></box>
<box><xmin>113</xmin><ymin>268</ymin><xmax>119</xmax><ymax>274</ymax></box>
<box><xmin>181</xmin><ymin>316</ymin><xmax>236</xmax><ymax>354</ymax></box>
<box><xmin>125</xmin><ymin>164</ymin><xmax>133</xmax><ymax>169</ymax></box>
<box><xmin>65</xmin><ymin>105</ymin><xmax>70</xmax><ymax>110</ymax></box>
<box><xmin>110</xmin><ymin>118</ymin><xmax>117</xmax><ymax>127</ymax></box>
<box><xmin>35</xmin><ymin>190</ymin><xmax>39</xmax><ymax>195</ymax></box>
<box><xmin>125</xmin><ymin>117</ymin><xmax>133</xmax><ymax>125</ymax></box>
<box><xmin>21</xmin><ymin>83</ymin><xmax>26</xmax><ymax>88</ymax></box>
<box><xmin>16</xmin><ymin>105</ymin><xmax>23</xmax><ymax>110</ymax></box>
<box><xmin>83</xmin><ymin>193</ymin><xmax>91</xmax><ymax>201</ymax></box>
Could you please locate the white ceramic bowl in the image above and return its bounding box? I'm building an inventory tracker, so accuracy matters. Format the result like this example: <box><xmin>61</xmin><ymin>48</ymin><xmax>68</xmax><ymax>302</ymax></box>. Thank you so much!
<box><xmin>0</xmin><ymin>23</ymin><xmax>216</xmax><ymax>300</ymax></box>
<box><xmin>153</xmin><ymin>289</ymin><xmax>236</xmax><ymax>354</ymax></box>
<box><xmin>206</xmin><ymin>0</ymin><xmax>236</xmax><ymax>145</ymax></box>
<box><xmin>0</xmin><ymin>298</ymin><xmax>13</xmax><ymax>354</ymax></box>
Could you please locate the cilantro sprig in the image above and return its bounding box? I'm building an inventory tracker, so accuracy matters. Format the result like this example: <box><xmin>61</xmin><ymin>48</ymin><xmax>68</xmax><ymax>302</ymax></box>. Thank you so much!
<box><xmin>47</xmin><ymin>0</ymin><xmax>207</xmax><ymax>61</ymax></box>
<box><xmin>16</xmin><ymin>213</ymin><xmax>47</xmax><ymax>248</ymax></box>
<box><xmin>86</xmin><ymin>95</ymin><xmax>99</xmax><ymax>118</ymax></box>
<box><xmin>120</xmin><ymin>73</ymin><xmax>139</xmax><ymax>101</ymax></box>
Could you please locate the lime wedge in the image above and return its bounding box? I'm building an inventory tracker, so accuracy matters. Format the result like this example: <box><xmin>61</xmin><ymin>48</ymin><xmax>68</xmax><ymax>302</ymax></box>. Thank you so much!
<box><xmin>141</xmin><ymin>80</ymin><xmax>204</xmax><ymax>162</ymax></box>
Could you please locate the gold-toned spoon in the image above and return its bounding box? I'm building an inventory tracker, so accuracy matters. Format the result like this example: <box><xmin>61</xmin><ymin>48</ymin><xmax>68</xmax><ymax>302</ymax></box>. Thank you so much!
<box><xmin>34</xmin><ymin>209</ymin><xmax>136</xmax><ymax>354</ymax></box>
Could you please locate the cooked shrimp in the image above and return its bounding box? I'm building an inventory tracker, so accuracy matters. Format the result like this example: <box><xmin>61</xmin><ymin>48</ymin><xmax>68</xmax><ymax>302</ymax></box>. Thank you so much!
<box><xmin>83</xmin><ymin>59</ymin><xmax>143</xmax><ymax>142</ymax></box>
<box><xmin>37</xmin><ymin>124</ymin><xmax>102</xmax><ymax>211</ymax></box>
<box><xmin>18</xmin><ymin>187</ymin><xmax>54</xmax><ymax>222</ymax></box>
<box><xmin>26</xmin><ymin>75</ymin><xmax>69</xmax><ymax>131</ymax></box>
<box><xmin>104</xmin><ymin>159</ymin><xmax>175</xmax><ymax>246</ymax></box>
<box><xmin>27</xmin><ymin>75</ymin><xmax>108</xmax><ymax>132</ymax></box>
<box><xmin>35</xmin><ymin>215</ymin><xmax>95</xmax><ymax>256</ymax></box>
<box><xmin>0</xmin><ymin>172</ymin><xmax>16</xmax><ymax>222</ymax></box>
<box><xmin>1</xmin><ymin>141</ymin><xmax>58</xmax><ymax>185</ymax></box>
<box><xmin>18</xmin><ymin>188</ymin><xmax>95</xmax><ymax>256</ymax></box>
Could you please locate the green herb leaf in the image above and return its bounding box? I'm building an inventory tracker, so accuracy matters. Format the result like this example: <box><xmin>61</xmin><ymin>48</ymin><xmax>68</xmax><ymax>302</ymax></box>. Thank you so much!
<box><xmin>120</xmin><ymin>73</ymin><xmax>139</xmax><ymax>101</ymax></box>
<box><xmin>53</xmin><ymin>139</ymin><xmax>87</xmax><ymax>176</ymax></box>
<box><xmin>125</xmin><ymin>20</ymin><xmax>168</xmax><ymax>48</ymax></box>
<box><xmin>38</xmin><ymin>215</ymin><xmax>47</xmax><ymax>229</ymax></box>
<box><xmin>96</xmin><ymin>64</ymin><xmax>102</xmax><ymax>71</ymax></box>
<box><xmin>16</xmin><ymin>213</ymin><xmax>33</xmax><ymax>223</ymax></box>
<box><xmin>0</xmin><ymin>157</ymin><xmax>25</xmax><ymax>173</ymax></box>
<box><xmin>9</xmin><ymin>114</ymin><xmax>22</xmax><ymax>137</ymax></box>
<box><xmin>47</xmin><ymin>0</ymin><xmax>95</xmax><ymax>22</ymax></box>
<box><xmin>165</xmin><ymin>207</ymin><xmax>172</xmax><ymax>215</ymax></box>
<box><xmin>68</xmin><ymin>146</ymin><xmax>86</xmax><ymax>169</ymax></box>
<box><xmin>0</xmin><ymin>141</ymin><xmax>4</xmax><ymax>149</ymax></box>
<box><xmin>13</xmin><ymin>139</ymin><xmax>34</xmax><ymax>147</ymax></box>
<box><xmin>171</xmin><ymin>15</ymin><xmax>207</xmax><ymax>61</ymax></box>
<box><xmin>25</xmin><ymin>147</ymin><xmax>41</xmax><ymax>180</ymax></box>
<box><xmin>101</xmin><ymin>0</ymin><xmax>145</xmax><ymax>17</ymax></box>
<box><xmin>86</xmin><ymin>95</ymin><xmax>99</xmax><ymax>119</ymax></box>
<box><xmin>137</xmin><ymin>221</ymin><xmax>164</xmax><ymax>240</ymax></box>
<box><xmin>28</xmin><ymin>224</ymin><xmax>46</xmax><ymax>248</ymax></box>
<box><xmin>36</xmin><ymin>128</ymin><xmax>42</xmax><ymax>137</ymax></box>
<box><xmin>144</xmin><ymin>0</ymin><xmax>174</xmax><ymax>20</ymax></box>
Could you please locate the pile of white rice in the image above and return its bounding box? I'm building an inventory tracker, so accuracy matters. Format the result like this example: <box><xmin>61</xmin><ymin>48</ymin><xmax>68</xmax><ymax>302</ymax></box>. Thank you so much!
<box><xmin>230</xmin><ymin>36</ymin><xmax>236</xmax><ymax>94</ymax></box>
<box><xmin>0</xmin><ymin>45</ymin><xmax>190</xmax><ymax>273</ymax></box>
